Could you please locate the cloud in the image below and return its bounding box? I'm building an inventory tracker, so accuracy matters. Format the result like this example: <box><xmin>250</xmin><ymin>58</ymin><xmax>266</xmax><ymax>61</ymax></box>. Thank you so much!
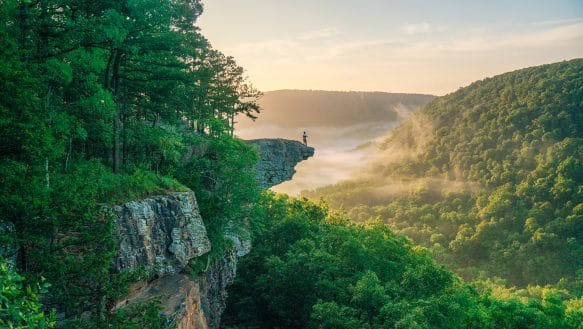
<box><xmin>402</xmin><ymin>22</ymin><xmax>433</xmax><ymax>34</ymax></box>
<box><xmin>512</xmin><ymin>22</ymin><xmax>583</xmax><ymax>48</ymax></box>
<box><xmin>226</xmin><ymin>39</ymin><xmax>301</xmax><ymax>57</ymax></box>
<box><xmin>227</xmin><ymin>27</ymin><xmax>341</xmax><ymax>57</ymax></box>
<box><xmin>533</xmin><ymin>17</ymin><xmax>583</xmax><ymax>27</ymax></box>
<box><xmin>222</xmin><ymin>20</ymin><xmax>583</xmax><ymax>94</ymax></box>
<box><xmin>229</xmin><ymin>20</ymin><xmax>583</xmax><ymax>64</ymax></box>
<box><xmin>391</xmin><ymin>21</ymin><xmax>583</xmax><ymax>57</ymax></box>
<box><xmin>300</xmin><ymin>27</ymin><xmax>341</xmax><ymax>40</ymax></box>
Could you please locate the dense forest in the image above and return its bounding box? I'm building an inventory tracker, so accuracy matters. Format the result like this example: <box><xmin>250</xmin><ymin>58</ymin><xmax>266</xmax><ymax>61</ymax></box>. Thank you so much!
<box><xmin>304</xmin><ymin>60</ymin><xmax>583</xmax><ymax>294</ymax></box>
<box><xmin>0</xmin><ymin>0</ymin><xmax>262</xmax><ymax>327</ymax></box>
<box><xmin>223</xmin><ymin>194</ymin><xmax>582</xmax><ymax>328</ymax></box>
<box><xmin>0</xmin><ymin>0</ymin><xmax>581</xmax><ymax>328</ymax></box>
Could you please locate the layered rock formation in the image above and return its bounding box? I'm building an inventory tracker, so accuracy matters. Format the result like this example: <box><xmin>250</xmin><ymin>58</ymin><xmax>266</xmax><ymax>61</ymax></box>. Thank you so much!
<box><xmin>116</xmin><ymin>274</ymin><xmax>207</xmax><ymax>329</ymax></box>
<box><xmin>199</xmin><ymin>250</ymin><xmax>238</xmax><ymax>329</ymax></box>
<box><xmin>247</xmin><ymin>138</ymin><xmax>315</xmax><ymax>189</ymax></box>
<box><xmin>114</xmin><ymin>138</ymin><xmax>313</xmax><ymax>328</ymax></box>
<box><xmin>111</xmin><ymin>190</ymin><xmax>250</xmax><ymax>329</ymax></box>
<box><xmin>112</xmin><ymin>191</ymin><xmax>211</xmax><ymax>276</ymax></box>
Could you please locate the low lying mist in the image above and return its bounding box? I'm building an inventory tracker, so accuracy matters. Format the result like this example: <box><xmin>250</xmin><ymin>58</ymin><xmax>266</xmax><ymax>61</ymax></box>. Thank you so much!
<box><xmin>237</xmin><ymin>120</ymin><xmax>401</xmax><ymax>195</ymax></box>
<box><xmin>371</xmin><ymin>177</ymin><xmax>480</xmax><ymax>199</ymax></box>
<box><xmin>236</xmin><ymin>90</ymin><xmax>435</xmax><ymax>195</ymax></box>
<box><xmin>355</xmin><ymin>107</ymin><xmax>439</xmax><ymax>177</ymax></box>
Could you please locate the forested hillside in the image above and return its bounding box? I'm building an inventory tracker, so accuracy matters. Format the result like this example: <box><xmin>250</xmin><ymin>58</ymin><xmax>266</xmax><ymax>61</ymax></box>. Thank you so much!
<box><xmin>223</xmin><ymin>194</ymin><xmax>582</xmax><ymax>328</ymax></box>
<box><xmin>305</xmin><ymin>59</ymin><xmax>583</xmax><ymax>292</ymax></box>
<box><xmin>0</xmin><ymin>0</ymin><xmax>261</xmax><ymax>327</ymax></box>
<box><xmin>1</xmin><ymin>0</ymin><xmax>581</xmax><ymax>328</ymax></box>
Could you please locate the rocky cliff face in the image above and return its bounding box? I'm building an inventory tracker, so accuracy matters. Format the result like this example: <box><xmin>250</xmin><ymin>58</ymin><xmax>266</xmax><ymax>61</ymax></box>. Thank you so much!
<box><xmin>117</xmin><ymin>274</ymin><xmax>208</xmax><ymax>329</ymax></box>
<box><xmin>199</xmin><ymin>250</ymin><xmax>237</xmax><ymax>329</ymax></box>
<box><xmin>114</xmin><ymin>138</ymin><xmax>313</xmax><ymax>328</ymax></box>
<box><xmin>247</xmin><ymin>138</ymin><xmax>315</xmax><ymax>189</ymax></box>
<box><xmin>112</xmin><ymin>191</ymin><xmax>211</xmax><ymax>277</ymax></box>
<box><xmin>112</xmin><ymin>190</ymin><xmax>249</xmax><ymax>329</ymax></box>
<box><xmin>112</xmin><ymin>191</ymin><xmax>213</xmax><ymax>328</ymax></box>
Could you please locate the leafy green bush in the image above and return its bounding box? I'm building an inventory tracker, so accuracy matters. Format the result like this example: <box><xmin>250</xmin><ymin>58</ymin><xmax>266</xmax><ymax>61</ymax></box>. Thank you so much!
<box><xmin>176</xmin><ymin>135</ymin><xmax>260</xmax><ymax>275</ymax></box>
<box><xmin>0</xmin><ymin>260</ymin><xmax>55</xmax><ymax>328</ymax></box>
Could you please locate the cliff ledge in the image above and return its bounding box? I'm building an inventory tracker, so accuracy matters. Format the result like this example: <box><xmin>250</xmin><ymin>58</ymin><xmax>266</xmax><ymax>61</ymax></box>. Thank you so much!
<box><xmin>247</xmin><ymin>138</ymin><xmax>315</xmax><ymax>189</ymax></box>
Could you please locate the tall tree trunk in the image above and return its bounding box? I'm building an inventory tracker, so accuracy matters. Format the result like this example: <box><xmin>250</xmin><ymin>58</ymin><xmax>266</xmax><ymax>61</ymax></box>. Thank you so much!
<box><xmin>18</xmin><ymin>1</ymin><xmax>29</xmax><ymax>60</ymax></box>
<box><xmin>230</xmin><ymin>113</ymin><xmax>235</xmax><ymax>137</ymax></box>
<box><xmin>44</xmin><ymin>89</ymin><xmax>51</xmax><ymax>189</ymax></box>
<box><xmin>111</xmin><ymin>49</ymin><xmax>123</xmax><ymax>174</ymax></box>
<box><xmin>122</xmin><ymin>64</ymin><xmax>129</xmax><ymax>170</ymax></box>
<box><xmin>38</xmin><ymin>0</ymin><xmax>49</xmax><ymax>60</ymax></box>
<box><xmin>65</xmin><ymin>135</ymin><xmax>72</xmax><ymax>172</ymax></box>
<box><xmin>122</xmin><ymin>115</ymin><xmax>129</xmax><ymax>169</ymax></box>
<box><xmin>45</xmin><ymin>158</ymin><xmax>50</xmax><ymax>189</ymax></box>
<box><xmin>113</xmin><ymin>111</ymin><xmax>121</xmax><ymax>174</ymax></box>
<box><xmin>104</xmin><ymin>51</ymin><xmax>115</xmax><ymax>90</ymax></box>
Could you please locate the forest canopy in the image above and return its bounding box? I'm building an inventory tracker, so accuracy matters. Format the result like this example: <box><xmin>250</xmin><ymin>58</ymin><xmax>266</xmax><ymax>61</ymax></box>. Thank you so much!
<box><xmin>304</xmin><ymin>59</ymin><xmax>583</xmax><ymax>293</ymax></box>
<box><xmin>0</xmin><ymin>0</ymin><xmax>581</xmax><ymax>327</ymax></box>
<box><xmin>223</xmin><ymin>194</ymin><xmax>583</xmax><ymax>329</ymax></box>
<box><xmin>0</xmin><ymin>0</ymin><xmax>261</xmax><ymax>326</ymax></box>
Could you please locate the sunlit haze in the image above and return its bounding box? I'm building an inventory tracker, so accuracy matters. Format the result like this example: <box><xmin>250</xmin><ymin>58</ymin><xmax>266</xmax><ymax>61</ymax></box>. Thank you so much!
<box><xmin>198</xmin><ymin>0</ymin><xmax>583</xmax><ymax>95</ymax></box>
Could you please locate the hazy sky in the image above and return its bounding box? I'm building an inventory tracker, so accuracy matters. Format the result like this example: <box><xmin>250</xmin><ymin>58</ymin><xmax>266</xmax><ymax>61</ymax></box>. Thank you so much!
<box><xmin>198</xmin><ymin>0</ymin><xmax>583</xmax><ymax>95</ymax></box>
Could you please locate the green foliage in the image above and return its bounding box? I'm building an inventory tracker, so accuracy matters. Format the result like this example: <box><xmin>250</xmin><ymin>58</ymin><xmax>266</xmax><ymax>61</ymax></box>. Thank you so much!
<box><xmin>107</xmin><ymin>300</ymin><xmax>169</xmax><ymax>329</ymax></box>
<box><xmin>0</xmin><ymin>157</ymin><xmax>186</xmax><ymax>318</ymax></box>
<box><xmin>61</xmin><ymin>299</ymin><xmax>169</xmax><ymax>329</ymax></box>
<box><xmin>0</xmin><ymin>260</ymin><xmax>55</xmax><ymax>328</ymax></box>
<box><xmin>0</xmin><ymin>0</ymin><xmax>260</xmax><ymax>324</ymax></box>
<box><xmin>177</xmin><ymin>134</ymin><xmax>260</xmax><ymax>275</ymax></box>
<box><xmin>305</xmin><ymin>59</ymin><xmax>583</xmax><ymax>291</ymax></box>
<box><xmin>223</xmin><ymin>194</ymin><xmax>581</xmax><ymax>328</ymax></box>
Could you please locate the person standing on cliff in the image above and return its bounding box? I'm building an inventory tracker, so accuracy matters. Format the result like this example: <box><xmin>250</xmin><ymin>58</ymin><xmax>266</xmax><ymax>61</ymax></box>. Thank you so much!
<box><xmin>303</xmin><ymin>131</ymin><xmax>308</xmax><ymax>146</ymax></box>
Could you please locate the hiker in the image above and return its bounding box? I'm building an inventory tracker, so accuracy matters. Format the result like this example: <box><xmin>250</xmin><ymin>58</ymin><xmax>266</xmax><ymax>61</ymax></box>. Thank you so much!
<box><xmin>302</xmin><ymin>131</ymin><xmax>308</xmax><ymax>146</ymax></box>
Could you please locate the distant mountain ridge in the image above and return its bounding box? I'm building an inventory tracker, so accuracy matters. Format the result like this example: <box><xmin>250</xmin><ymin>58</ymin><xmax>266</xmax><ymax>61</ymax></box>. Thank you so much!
<box><xmin>235</xmin><ymin>89</ymin><xmax>435</xmax><ymax>194</ymax></box>
<box><xmin>239</xmin><ymin>89</ymin><xmax>435</xmax><ymax>128</ymax></box>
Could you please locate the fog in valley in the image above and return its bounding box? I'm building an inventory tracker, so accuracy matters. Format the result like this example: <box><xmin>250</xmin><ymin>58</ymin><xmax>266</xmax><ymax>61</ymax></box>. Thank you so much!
<box><xmin>236</xmin><ymin>90</ymin><xmax>435</xmax><ymax>194</ymax></box>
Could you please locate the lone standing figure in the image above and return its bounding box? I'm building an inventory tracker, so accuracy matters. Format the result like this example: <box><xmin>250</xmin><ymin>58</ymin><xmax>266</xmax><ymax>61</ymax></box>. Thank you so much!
<box><xmin>302</xmin><ymin>131</ymin><xmax>308</xmax><ymax>146</ymax></box>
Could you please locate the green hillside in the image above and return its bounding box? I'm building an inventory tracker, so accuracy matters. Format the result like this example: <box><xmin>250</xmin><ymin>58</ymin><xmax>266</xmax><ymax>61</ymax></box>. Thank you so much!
<box><xmin>1</xmin><ymin>0</ymin><xmax>581</xmax><ymax>327</ymax></box>
<box><xmin>0</xmin><ymin>0</ymin><xmax>261</xmax><ymax>326</ymax></box>
<box><xmin>304</xmin><ymin>59</ymin><xmax>583</xmax><ymax>291</ymax></box>
<box><xmin>223</xmin><ymin>194</ymin><xmax>582</xmax><ymax>329</ymax></box>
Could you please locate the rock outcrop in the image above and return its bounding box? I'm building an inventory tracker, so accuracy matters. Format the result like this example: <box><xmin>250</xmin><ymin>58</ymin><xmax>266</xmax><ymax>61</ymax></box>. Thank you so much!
<box><xmin>112</xmin><ymin>191</ymin><xmax>213</xmax><ymax>328</ymax></box>
<box><xmin>112</xmin><ymin>191</ymin><xmax>211</xmax><ymax>277</ymax></box>
<box><xmin>199</xmin><ymin>250</ymin><xmax>238</xmax><ymax>328</ymax></box>
<box><xmin>113</xmin><ymin>138</ymin><xmax>314</xmax><ymax>328</ymax></box>
<box><xmin>117</xmin><ymin>274</ymin><xmax>208</xmax><ymax>329</ymax></box>
<box><xmin>112</xmin><ymin>190</ymin><xmax>248</xmax><ymax>329</ymax></box>
<box><xmin>247</xmin><ymin>138</ymin><xmax>315</xmax><ymax>189</ymax></box>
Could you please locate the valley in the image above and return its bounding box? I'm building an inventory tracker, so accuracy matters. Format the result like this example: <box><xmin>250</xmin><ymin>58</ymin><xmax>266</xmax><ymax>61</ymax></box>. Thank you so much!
<box><xmin>0</xmin><ymin>0</ymin><xmax>581</xmax><ymax>327</ymax></box>
<box><xmin>236</xmin><ymin>90</ymin><xmax>435</xmax><ymax>194</ymax></box>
